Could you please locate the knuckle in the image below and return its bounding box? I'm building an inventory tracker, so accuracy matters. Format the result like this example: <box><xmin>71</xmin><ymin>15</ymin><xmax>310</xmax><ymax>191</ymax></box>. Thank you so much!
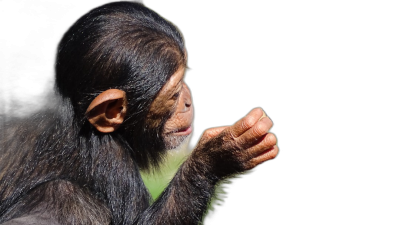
<box><xmin>244</xmin><ymin>159</ymin><xmax>257</xmax><ymax>170</ymax></box>
<box><xmin>242</xmin><ymin>115</ymin><xmax>257</xmax><ymax>131</ymax></box>
<box><xmin>203</xmin><ymin>129</ymin><xmax>214</xmax><ymax>138</ymax></box>
<box><xmin>263</xmin><ymin>133</ymin><xmax>277</xmax><ymax>147</ymax></box>
<box><xmin>225</xmin><ymin>128</ymin><xmax>240</xmax><ymax>144</ymax></box>
<box><xmin>253</xmin><ymin>121</ymin><xmax>268</xmax><ymax>137</ymax></box>
<box><xmin>234</xmin><ymin>138</ymin><xmax>246</xmax><ymax>148</ymax></box>
<box><xmin>199</xmin><ymin>130</ymin><xmax>215</xmax><ymax>144</ymax></box>
<box><xmin>243</xmin><ymin>145</ymin><xmax>279</xmax><ymax>170</ymax></box>
<box><xmin>230</xmin><ymin>141</ymin><xmax>243</xmax><ymax>154</ymax></box>
<box><xmin>241</xmin><ymin>162</ymin><xmax>253</xmax><ymax>171</ymax></box>
<box><xmin>236</xmin><ymin>157</ymin><xmax>253</xmax><ymax>171</ymax></box>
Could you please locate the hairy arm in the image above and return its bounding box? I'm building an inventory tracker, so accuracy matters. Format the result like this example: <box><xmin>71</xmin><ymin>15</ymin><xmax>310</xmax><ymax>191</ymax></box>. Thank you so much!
<box><xmin>137</xmin><ymin>108</ymin><xmax>279</xmax><ymax>224</ymax></box>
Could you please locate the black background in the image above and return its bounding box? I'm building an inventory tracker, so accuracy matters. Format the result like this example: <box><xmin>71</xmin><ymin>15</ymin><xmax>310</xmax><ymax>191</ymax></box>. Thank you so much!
<box><xmin>0</xmin><ymin>0</ymin><xmax>343</xmax><ymax>225</ymax></box>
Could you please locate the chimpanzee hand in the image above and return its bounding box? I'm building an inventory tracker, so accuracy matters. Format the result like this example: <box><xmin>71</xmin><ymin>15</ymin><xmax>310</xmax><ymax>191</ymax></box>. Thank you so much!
<box><xmin>190</xmin><ymin>108</ymin><xmax>278</xmax><ymax>181</ymax></box>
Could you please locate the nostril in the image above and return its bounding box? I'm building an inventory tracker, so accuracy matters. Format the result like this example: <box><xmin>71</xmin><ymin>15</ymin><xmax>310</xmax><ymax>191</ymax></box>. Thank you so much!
<box><xmin>185</xmin><ymin>102</ymin><xmax>191</xmax><ymax>108</ymax></box>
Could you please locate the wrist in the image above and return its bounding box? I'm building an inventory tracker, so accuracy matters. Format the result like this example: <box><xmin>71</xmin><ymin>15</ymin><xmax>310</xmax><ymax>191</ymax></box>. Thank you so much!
<box><xmin>182</xmin><ymin>154</ymin><xmax>220</xmax><ymax>186</ymax></box>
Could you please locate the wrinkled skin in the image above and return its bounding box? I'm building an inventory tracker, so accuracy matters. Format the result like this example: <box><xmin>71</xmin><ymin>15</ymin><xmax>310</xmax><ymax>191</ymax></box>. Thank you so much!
<box><xmin>149</xmin><ymin>66</ymin><xmax>278</xmax><ymax>177</ymax></box>
<box><xmin>0</xmin><ymin>2</ymin><xmax>279</xmax><ymax>224</ymax></box>
<box><xmin>145</xmin><ymin>66</ymin><xmax>194</xmax><ymax>150</ymax></box>
<box><xmin>137</xmin><ymin>68</ymin><xmax>279</xmax><ymax>224</ymax></box>
<box><xmin>191</xmin><ymin>108</ymin><xmax>278</xmax><ymax>180</ymax></box>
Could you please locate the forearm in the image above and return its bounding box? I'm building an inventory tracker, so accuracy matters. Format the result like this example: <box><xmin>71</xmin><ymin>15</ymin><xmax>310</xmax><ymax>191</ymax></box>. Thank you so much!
<box><xmin>136</xmin><ymin>157</ymin><xmax>217</xmax><ymax>225</ymax></box>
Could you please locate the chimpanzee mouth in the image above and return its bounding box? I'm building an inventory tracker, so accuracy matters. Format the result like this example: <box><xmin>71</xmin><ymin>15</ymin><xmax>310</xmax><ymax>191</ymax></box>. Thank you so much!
<box><xmin>174</xmin><ymin>125</ymin><xmax>192</xmax><ymax>135</ymax></box>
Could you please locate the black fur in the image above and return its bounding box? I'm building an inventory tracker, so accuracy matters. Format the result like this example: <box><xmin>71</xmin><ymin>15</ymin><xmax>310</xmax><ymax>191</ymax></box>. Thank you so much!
<box><xmin>0</xmin><ymin>2</ymin><xmax>218</xmax><ymax>225</ymax></box>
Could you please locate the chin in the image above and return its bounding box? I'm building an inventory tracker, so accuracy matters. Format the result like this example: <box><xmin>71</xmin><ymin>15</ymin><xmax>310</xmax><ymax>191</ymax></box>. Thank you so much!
<box><xmin>163</xmin><ymin>132</ymin><xmax>192</xmax><ymax>151</ymax></box>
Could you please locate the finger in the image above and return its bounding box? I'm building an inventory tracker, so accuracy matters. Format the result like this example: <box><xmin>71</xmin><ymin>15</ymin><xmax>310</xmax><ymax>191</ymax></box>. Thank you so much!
<box><xmin>246</xmin><ymin>132</ymin><xmax>277</xmax><ymax>159</ymax></box>
<box><xmin>259</xmin><ymin>110</ymin><xmax>268</xmax><ymax>121</ymax></box>
<box><xmin>237</xmin><ymin>116</ymin><xmax>273</xmax><ymax>148</ymax></box>
<box><xmin>250</xmin><ymin>145</ymin><xmax>280</xmax><ymax>166</ymax></box>
<box><xmin>246</xmin><ymin>145</ymin><xmax>279</xmax><ymax>169</ymax></box>
<box><xmin>229</xmin><ymin>108</ymin><xmax>265</xmax><ymax>138</ymax></box>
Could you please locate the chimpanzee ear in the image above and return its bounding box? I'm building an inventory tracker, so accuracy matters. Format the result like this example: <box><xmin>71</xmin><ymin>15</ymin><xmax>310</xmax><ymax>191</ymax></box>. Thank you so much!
<box><xmin>86</xmin><ymin>89</ymin><xmax>127</xmax><ymax>133</ymax></box>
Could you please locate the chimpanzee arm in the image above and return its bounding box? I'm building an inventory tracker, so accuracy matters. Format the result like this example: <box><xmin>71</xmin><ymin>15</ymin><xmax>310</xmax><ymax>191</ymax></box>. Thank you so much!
<box><xmin>137</xmin><ymin>159</ymin><xmax>216</xmax><ymax>224</ymax></box>
<box><xmin>137</xmin><ymin>109</ymin><xmax>279</xmax><ymax>224</ymax></box>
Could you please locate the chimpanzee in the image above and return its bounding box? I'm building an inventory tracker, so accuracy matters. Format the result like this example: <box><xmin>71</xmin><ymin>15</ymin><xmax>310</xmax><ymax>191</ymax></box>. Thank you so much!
<box><xmin>0</xmin><ymin>2</ymin><xmax>278</xmax><ymax>225</ymax></box>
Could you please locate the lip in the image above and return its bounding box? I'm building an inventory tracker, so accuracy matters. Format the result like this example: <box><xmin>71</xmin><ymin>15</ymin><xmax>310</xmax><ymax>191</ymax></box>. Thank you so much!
<box><xmin>174</xmin><ymin>125</ymin><xmax>192</xmax><ymax>136</ymax></box>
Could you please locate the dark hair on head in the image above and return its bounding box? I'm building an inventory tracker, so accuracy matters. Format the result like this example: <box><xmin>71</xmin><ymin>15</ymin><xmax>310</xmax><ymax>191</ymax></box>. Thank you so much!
<box><xmin>55</xmin><ymin>1</ymin><xmax>186</xmax><ymax>168</ymax></box>
<box><xmin>0</xmin><ymin>3</ymin><xmax>188</xmax><ymax>224</ymax></box>
<box><xmin>56</xmin><ymin>1</ymin><xmax>186</xmax><ymax>119</ymax></box>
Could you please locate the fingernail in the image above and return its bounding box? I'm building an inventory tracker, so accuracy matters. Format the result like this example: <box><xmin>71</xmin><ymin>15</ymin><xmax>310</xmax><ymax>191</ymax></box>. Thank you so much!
<box><xmin>259</xmin><ymin>110</ymin><xmax>267</xmax><ymax>121</ymax></box>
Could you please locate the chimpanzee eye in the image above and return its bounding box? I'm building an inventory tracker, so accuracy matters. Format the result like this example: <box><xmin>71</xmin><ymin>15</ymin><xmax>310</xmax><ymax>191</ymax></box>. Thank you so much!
<box><xmin>172</xmin><ymin>92</ymin><xmax>180</xmax><ymax>99</ymax></box>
